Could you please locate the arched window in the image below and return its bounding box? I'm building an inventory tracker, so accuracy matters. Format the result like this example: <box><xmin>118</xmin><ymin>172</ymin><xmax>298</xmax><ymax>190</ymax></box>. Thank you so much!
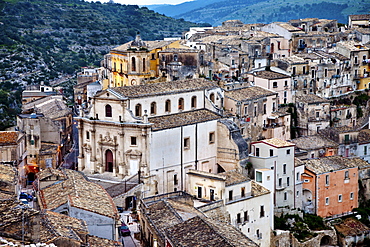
<box><xmin>191</xmin><ymin>96</ymin><xmax>197</xmax><ymax>108</ymax></box>
<box><xmin>178</xmin><ymin>98</ymin><xmax>184</xmax><ymax>110</ymax></box>
<box><xmin>135</xmin><ymin>104</ymin><xmax>142</xmax><ymax>117</ymax></box>
<box><xmin>165</xmin><ymin>100</ymin><xmax>171</xmax><ymax>113</ymax></box>
<box><xmin>105</xmin><ymin>104</ymin><xmax>112</xmax><ymax>117</ymax></box>
<box><xmin>210</xmin><ymin>93</ymin><xmax>215</xmax><ymax>103</ymax></box>
<box><xmin>150</xmin><ymin>102</ymin><xmax>156</xmax><ymax>115</ymax></box>
<box><xmin>143</xmin><ymin>58</ymin><xmax>146</xmax><ymax>72</ymax></box>
<box><xmin>131</xmin><ymin>57</ymin><xmax>136</xmax><ymax>72</ymax></box>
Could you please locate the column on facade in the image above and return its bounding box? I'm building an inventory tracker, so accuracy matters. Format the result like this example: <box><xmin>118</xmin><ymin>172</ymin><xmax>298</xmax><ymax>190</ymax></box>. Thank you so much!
<box><xmin>77</xmin><ymin>121</ymin><xmax>85</xmax><ymax>171</ymax></box>
<box><xmin>90</xmin><ymin>129</ymin><xmax>97</xmax><ymax>173</ymax></box>
<box><xmin>140</xmin><ymin>127</ymin><xmax>149</xmax><ymax>178</ymax></box>
<box><xmin>118</xmin><ymin>131</ymin><xmax>126</xmax><ymax>178</ymax></box>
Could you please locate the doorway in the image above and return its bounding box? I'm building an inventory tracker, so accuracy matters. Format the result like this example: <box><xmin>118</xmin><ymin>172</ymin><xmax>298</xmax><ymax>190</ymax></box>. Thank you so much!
<box><xmin>105</xmin><ymin>149</ymin><xmax>113</xmax><ymax>172</ymax></box>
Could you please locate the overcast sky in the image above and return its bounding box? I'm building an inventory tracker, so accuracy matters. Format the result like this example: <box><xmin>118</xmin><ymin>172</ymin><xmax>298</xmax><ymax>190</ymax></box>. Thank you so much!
<box><xmin>93</xmin><ymin>0</ymin><xmax>192</xmax><ymax>5</ymax></box>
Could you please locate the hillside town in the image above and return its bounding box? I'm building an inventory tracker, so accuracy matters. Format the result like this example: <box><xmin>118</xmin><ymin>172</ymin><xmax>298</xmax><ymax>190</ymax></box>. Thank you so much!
<box><xmin>1</xmin><ymin>14</ymin><xmax>370</xmax><ymax>247</ymax></box>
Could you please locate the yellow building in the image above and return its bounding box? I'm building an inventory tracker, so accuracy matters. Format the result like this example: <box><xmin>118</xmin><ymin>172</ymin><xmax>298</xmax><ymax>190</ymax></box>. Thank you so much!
<box><xmin>102</xmin><ymin>35</ymin><xmax>186</xmax><ymax>88</ymax></box>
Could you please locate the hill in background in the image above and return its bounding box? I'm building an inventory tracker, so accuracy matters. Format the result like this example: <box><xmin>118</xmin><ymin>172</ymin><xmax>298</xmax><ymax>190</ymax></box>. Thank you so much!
<box><xmin>147</xmin><ymin>0</ymin><xmax>370</xmax><ymax>26</ymax></box>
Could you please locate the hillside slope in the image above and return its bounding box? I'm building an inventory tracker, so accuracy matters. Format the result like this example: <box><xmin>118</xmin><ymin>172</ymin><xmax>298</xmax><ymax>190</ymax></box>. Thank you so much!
<box><xmin>0</xmin><ymin>0</ymin><xmax>202</xmax><ymax>130</ymax></box>
<box><xmin>146</xmin><ymin>0</ymin><xmax>370</xmax><ymax>26</ymax></box>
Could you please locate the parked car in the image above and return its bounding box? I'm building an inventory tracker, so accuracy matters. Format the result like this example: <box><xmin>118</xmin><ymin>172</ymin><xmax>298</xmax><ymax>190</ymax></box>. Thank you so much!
<box><xmin>120</xmin><ymin>222</ymin><xmax>131</xmax><ymax>237</ymax></box>
<box><xmin>19</xmin><ymin>192</ymin><xmax>33</xmax><ymax>202</ymax></box>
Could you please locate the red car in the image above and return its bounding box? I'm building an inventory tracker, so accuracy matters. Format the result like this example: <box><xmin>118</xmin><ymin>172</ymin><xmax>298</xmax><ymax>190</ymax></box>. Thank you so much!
<box><xmin>120</xmin><ymin>222</ymin><xmax>131</xmax><ymax>237</ymax></box>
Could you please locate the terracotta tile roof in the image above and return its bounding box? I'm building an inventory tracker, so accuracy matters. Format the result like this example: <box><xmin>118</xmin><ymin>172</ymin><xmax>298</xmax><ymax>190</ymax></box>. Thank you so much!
<box><xmin>149</xmin><ymin>109</ymin><xmax>221</xmax><ymax>131</ymax></box>
<box><xmin>159</xmin><ymin>48</ymin><xmax>198</xmax><ymax>53</ymax></box>
<box><xmin>0</xmin><ymin>199</ymin><xmax>39</xmax><ymax>228</ymax></box>
<box><xmin>109</xmin><ymin>78</ymin><xmax>218</xmax><ymax>99</ymax></box>
<box><xmin>221</xmin><ymin>170</ymin><xmax>249</xmax><ymax>186</ymax></box>
<box><xmin>303</xmin><ymin>156</ymin><xmax>365</xmax><ymax>174</ymax></box>
<box><xmin>37</xmin><ymin>167</ymin><xmax>68</xmax><ymax>181</ymax></box>
<box><xmin>334</xmin><ymin>217</ymin><xmax>370</xmax><ymax>236</ymax></box>
<box><xmin>0</xmin><ymin>163</ymin><xmax>17</xmax><ymax>188</ymax></box>
<box><xmin>278</xmin><ymin>23</ymin><xmax>304</xmax><ymax>32</ymax></box>
<box><xmin>225</xmin><ymin>86</ymin><xmax>277</xmax><ymax>101</ymax></box>
<box><xmin>251</xmin><ymin>181</ymin><xmax>270</xmax><ymax>196</ymax></box>
<box><xmin>112</xmin><ymin>40</ymin><xmax>173</xmax><ymax>52</ymax></box>
<box><xmin>39</xmin><ymin>169</ymin><xmax>118</xmax><ymax>219</ymax></box>
<box><xmin>261</xmin><ymin>138</ymin><xmax>295</xmax><ymax>148</ymax></box>
<box><xmin>40</xmin><ymin>143</ymin><xmax>59</xmax><ymax>154</ymax></box>
<box><xmin>358</xmin><ymin>129</ymin><xmax>370</xmax><ymax>144</ymax></box>
<box><xmin>253</xmin><ymin>70</ymin><xmax>290</xmax><ymax>80</ymax></box>
<box><xmin>290</xmin><ymin>135</ymin><xmax>338</xmax><ymax>150</ymax></box>
<box><xmin>0</xmin><ymin>131</ymin><xmax>18</xmax><ymax>145</ymax></box>
<box><xmin>165</xmin><ymin>216</ymin><xmax>258</xmax><ymax>247</ymax></box>
<box><xmin>39</xmin><ymin>210</ymin><xmax>88</xmax><ymax>243</ymax></box>
<box><xmin>86</xmin><ymin>235</ymin><xmax>123</xmax><ymax>247</ymax></box>
<box><xmin>294</xmin><ymin>94</ymin><xmax>330</xmax><ymax>104</ymax></box>
<box><xmin>294</xmin><ymin>157</ymin><xmax>305</xmax><ymax>167</ymax></box>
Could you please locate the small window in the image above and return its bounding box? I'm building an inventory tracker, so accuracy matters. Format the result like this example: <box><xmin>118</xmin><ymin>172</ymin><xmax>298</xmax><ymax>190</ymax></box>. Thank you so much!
<box><xmin>174</xmin><ymin>174</ymin><xmax>178</xmax><ymax>185</ymax></box>
<box><xmin>287</xmin><ymin>177</ymin><xmax>290</xmax><ymax>186</ymax></box>
<box><xmin>283</xmin><ymin>164</ymin><xmax>286</xmax><ymax>174</ymax></box>
<box><xmin>350</xmin><ymin>192</ymin><xmax>354</xmax><ymax>200</ymax></box>
<box><xmin>287</xmin><ymin>149</ymin><xmax>290</xmax><ymax>155</ymax></box>
<box><xmin>178</xmin><ymin>98</ymin><xmax>184</xmax><ymax>110</ymax></box>
<box><xmin>278</xmin><ymin>178</ymin><xmax>282</xmax><ymax>187</ymax></box>
<box><xmin>260</xmin><ymin>205</ymin><xmax>265</xmax><ymax>217</ymax></box>
<box><xmin>150</xmin><ymin>102</ymin><xmax>157</xmax><ymax>115</ymax></box>
<box><xmin>135</xmin><ymin>104</ymin><xmax>142</xmax><ymax>117</ymax></box>
<box><xmin>131</xmin><ymin>136</ymin><xmax>137</xmax><ymax>146</ymax></box>
<box><xmin>273</xmin><ymin>81</ymin><xmax>278</xmax><ymax>88</ymax></box>
<box><xmin>256</xmin><ymin>171</ymin><xmax>262</xmax><ymax>183</ymax></box>
<box><xmin>284</xmin><ymin>191</ymin><xmax>287</xmax><ymax>200</ymax></box>
<box><xmin>131</xmin><ymin>57</ymin><xmax>136</xmax><ymax>71</ymax></box>
<box><xmin>184</xmin><ymin>137</ymin><xmax>190</xmax><ymax>149</ymax></box>
<box><xmin>244</xmin><ymin>211</ymin><xmax>249</xmax><ymax>222</ymax></box>
<box><xmin>325</xmin><ymin>197</ymin><xmax>329</xmax><ymax>205</ymax></box>
<box><xmin>269</xmin><ymin>149</ymin><xmax>273</xmax><ymax>157</ymax></box>
<box><xmin>229</xmin><ymin>190</ymin><xmax>233</xmax><ymax>201</ymax></box>
<box><xmin>241</xmin><ymin>187</ymin><xmax>245</xmax><ymax>197</ymax></box>
<box><xmin>263</xmin><ymin>104</ymin><xmax>266</xmax><ymax>114</ymax></box>
<box><xmin>296</xmin><ymin>172</ymin><xmax>300</xmax><ymax>181</ymax></box>
<box><xmin>325</xmin><ymin>175</ymin><xmax>329</xmax><ymax>186</ymax></box>
<box><xmin>191</xmin><ymin>96</ymin><xmax>197</xmax><ymax>108</ymax></box>
<box><xmin>345</xmin><ymin>171</ymin><xmax>349</xmax><ymax>179</ymax></box>
<box><xmin>209</xmin><ymin>132</ymin><xmax>215</xmax><ymax>144</ymax></box>
<box><xmin>255</xmin><ymin>147</ymin><xmax>260</xmax><ymax>157</ymax></box>
<box><xmin>165</xmin><ymin>99</ymin><xmax>171</xmax><ymax>112</ymax></box>
<box><xmin>105</xmin><ymin>104</ymin><xmax>112</xmax><ymax>117</ymax></box>
<box><xmin>210</xmin><ymin>93</ymin><xmax>215</xmax><ymax>103</ymax></box>
<box><xmin>237</xmin><ymin>213</ymin><xmax>241</xmax><ymax>224</ymax></box>
<box><xmin>338</xmin><ymin>194</ymin><xmax>342</xmax><ymax>202</ymax></box>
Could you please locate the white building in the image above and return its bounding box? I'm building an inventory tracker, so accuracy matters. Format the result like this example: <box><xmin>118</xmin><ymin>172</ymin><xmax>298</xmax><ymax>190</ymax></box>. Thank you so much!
<box><xmin>249</xmin><ymin>138</ymin><xmax>296</xmax><ymax>210</ymax></box>
<box><xmin>76</xmin><ymin>78</ymin><xmax>247</xmax><ymax>197</ymax></box>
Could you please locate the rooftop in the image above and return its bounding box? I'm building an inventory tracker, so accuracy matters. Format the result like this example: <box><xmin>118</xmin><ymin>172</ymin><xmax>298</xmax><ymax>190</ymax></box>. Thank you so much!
<box><xmin>225</xmin><ymin>85</ymin><xmax>277</xmax><ymax>102</ymax></box>
<box><xmin>251</xmin><ymin>181</ymin><xmax>270</xmax><ymax>197</ymax></box>
<box><xmin>0</xmin><ymin>163</ymin><xmax>17</xmax><ymax>194</ymax></box>
<box><xmin>295</xmin><ymin>94</ymin><xmax>330</xmax><ymax>104</ymax></box>
<box><xmin>39</xmin><ymin>169</ymin><xmax>118</xmax><ymax>219</ymax></box>
<box><xmin>149</xmin><ymin>109</ymin><xmax>221</xmax><ymax>131</ymax></box>
<box><xmin>165</xmin><ymin>216</ymin><xmax>258</xmax><ymax>247</ymax></box>
<box><xmin>259</xmin><ymin>138</ymin><xmax>295</xmax><ymax>148</ymax></box>
<box><xmin>334</xmin><ymin>217</ymin><xmax>370</xmax><ymax>236</ymax></box>
<box><xmin>112</xmin><ymin>39</ymin><xmax>173</xmax><ymax>52</ymax></box>
<box><xmin>36</xmin><ymin>167</ymin><xmax>68</xmax><ymax>181</ymax></box>
<box><xmin>304</xmin><ymin>156</ymin><xmax>366</xmax><ymax>174</ymax></box>
<box><xmin>86</xmin><ymin>235</ymin><xmax>122</xmax><ymax>247</ymax></box>
<box><xmin>350</xmin><ymin>14</ymin><xmax>370</xmax><ymax>21</ymax></box>
<box><xmin>221</xmin><ymin>170</ymin><xmax>249</xmax><ymax>186</ymax></box>
<box><xmin>290</xmin><ymin>135</ymin><xmax>338</xmax><ymax>150</ymax></box>
<box><xmin>359</xmin><ymin>129</ymin><xmax>370</xmax><ymax>144</ymax></box>
<box><xmin>108</xmin><ymin>78</ymin><xmax>218</xmax><ymax>99</ymax></box>
<box><xmin>278</xmin><ymin>23</ymin><xmax>304</xmax><ymax>32</ymax></box>
<box><xmin>0</xmin><ymin>131</ymin><xmax>18</xmax><ymax>145</ymax></box>
<box><xmin>252</xmin><ymin>70</ymin><xmax>290</xmax><ymax>80</ymax></box>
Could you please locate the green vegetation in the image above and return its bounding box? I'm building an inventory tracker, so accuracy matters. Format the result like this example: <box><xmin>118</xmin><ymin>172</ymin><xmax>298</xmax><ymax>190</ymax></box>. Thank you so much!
<box><xmin>275</xmin><ymin>213</ymin><xmax>328</xmax><ymax>242</ymax></box>
<box><xmin>154</xmin><ymin>0</ymin><xmax>370</xmax><ymax>26</ymax></box>
<box><xmin>0</xmin><ymin>0</ymin><xmax>204</xmax><ymax>130</ymax></box>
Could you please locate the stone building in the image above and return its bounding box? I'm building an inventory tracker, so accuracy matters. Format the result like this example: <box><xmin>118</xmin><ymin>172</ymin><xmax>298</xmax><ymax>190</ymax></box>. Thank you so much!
<box><xmin>294</xmin><ymin>94</ymin><xmax>330</xmax><ymax>136</ymax></box>
<box><xmin>224</xmin><ymin>85</ymin><xmax>290</xmax><ymax>142</ymax></box>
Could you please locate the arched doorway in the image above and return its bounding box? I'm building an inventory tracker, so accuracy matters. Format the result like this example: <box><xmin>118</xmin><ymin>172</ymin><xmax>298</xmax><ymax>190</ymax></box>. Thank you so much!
<box><xmin>105</xmin><ymin>149</ymin><xmax>113</xmax><ymax>172</ymax></box>
<box><xmin>320</xmin><ymin>235</ymin><xmax>332</xmax><ymax>246</ymax></box>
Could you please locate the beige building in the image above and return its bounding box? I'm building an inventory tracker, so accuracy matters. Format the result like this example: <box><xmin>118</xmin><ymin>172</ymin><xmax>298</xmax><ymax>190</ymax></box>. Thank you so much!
<box><xmin>294</xmin><ymin>94</ymin><xmax>331</xmax><ymax>136</ymax></box>
<box><xmin>224</xmin><ymin>85</ymin><xmax>290</xmax><ymax>141</ymax></box>
<box><xmin>246</xmin><ymin>67</ymin><xmax>292</xmax><ymax>105</ymax></box>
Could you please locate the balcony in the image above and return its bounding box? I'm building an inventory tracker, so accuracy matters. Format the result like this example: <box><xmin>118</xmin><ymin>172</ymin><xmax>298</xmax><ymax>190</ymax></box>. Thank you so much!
<box><xmin>263</xmin><ymin>122</ymin><xmax>283</xmax><ymax>129</ymax></box>
<box><xmin>276</xmin><ymin>183</ymin><xmax>288</xmax><ymax>190</ymax></box>
<box><xmin>225</xmin><ymin>192</ymin><xmax>253</xmax><ymax>204</ymax></box>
